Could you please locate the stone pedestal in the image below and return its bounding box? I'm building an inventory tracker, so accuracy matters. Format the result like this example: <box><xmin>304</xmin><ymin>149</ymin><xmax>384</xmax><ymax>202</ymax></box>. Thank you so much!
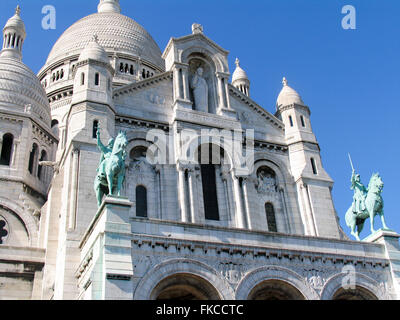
<box><xmin>77</xmin><ymin>196</ymin><xmax>133</xmax><ymax>300</ymax></box>
<box><xmin>364</xmin><ymin>229</ymin><xmax>400</xmax><ymax>299</ymax></box>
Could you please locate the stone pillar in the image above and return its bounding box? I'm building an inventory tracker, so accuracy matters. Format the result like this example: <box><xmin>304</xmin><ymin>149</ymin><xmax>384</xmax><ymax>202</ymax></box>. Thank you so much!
<box><xmin>11</xmin><ymin>139</ymin><xmax>18</xmax><ymax>167</ymax></box>
<box><xmin>216</xmin><ymin>73</ymin><xmax>225</xmax><ymax>110</ymax></box>
<box><xmin>78</xmin><ymin>196</ymin><xmax>134</xmax><ymax>300</ymax></box>
<box><xmin>278</xmin><ymin>186</ymin><xmax>291</xmax><ymax>233</ymax></box>
<box><xmin>300</xmin><ymin>182</ymin><xmax>317</xmax><ymax>236</ymax></box>
<box><xmin>182</xmin><ymin>67</ymin><xmax>190</xmax><ymax>101</ymax></box>
<box><xmin>221</xmin><ymin>167</ymin><xmax>235</xmax><ymax>227</ymax></box>
<box><xmin>364</xmin><ymin>230</ymin><xmax>400</xmax><ymax>299</ymax></box>
<box><xmin>68</xmin><ymin>148</ymin><xmax>80</xmax><ymax>231</ymax></box>
<box><xmin>232</xmin><ymin>175</ymin><xmax>246</xmax><ymax>229</ymax></box>
<box><xmin>177</xmin><ymin>164</ymin><xmax>189</xmax><ymax>223</ymax></box>
<box><xmin>241</xmin><ymin>177</ymin><xmax>252</xmax><ymax>230</ymax></box>
<box><xmin>187</xmin><ymin>165</ymin><xmax>199</xmax><ymax>224</ymax></box>
<box><xmin>155</xmin><ymin>165</ymin><xmax>163</xmax><ymax>220</ymax></box>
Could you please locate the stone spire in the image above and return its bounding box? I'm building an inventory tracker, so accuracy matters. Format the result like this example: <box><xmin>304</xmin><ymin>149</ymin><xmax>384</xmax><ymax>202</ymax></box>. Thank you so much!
<box><xmin>276</xmin><ymin>77</ymin><xmax>304</xmax><ymax>109</ymax></box>
<box><xmin>1</xmin><ymin>5</ymin><xmax>26</xmax><ymax>60</ymax></box>
<box><xmin>98</xmin><ymin>0</ymin><xmax>121</xmax><ymax>14</ymax></box>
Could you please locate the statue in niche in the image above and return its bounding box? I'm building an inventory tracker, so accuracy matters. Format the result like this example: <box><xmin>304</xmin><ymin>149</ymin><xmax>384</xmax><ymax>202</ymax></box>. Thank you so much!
<box><xmin>257</xmin><ymin>169</ymin><xmax>277</xmax><ymax>193</ymax></box>
<box><xmin>190</xmin><ymin>67</ymin><xmax>208</xmax><ymax>113</ymax></box>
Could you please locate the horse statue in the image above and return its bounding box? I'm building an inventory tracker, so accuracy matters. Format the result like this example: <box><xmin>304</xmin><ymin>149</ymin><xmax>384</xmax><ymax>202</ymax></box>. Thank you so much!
<box><xmin>345</xmin><ymin>171</ymin><xmax>389</xmax><ymax>241</ymax></box>
<box><xmin>94</xmin><ymin>129</ymin><xmax>128</xmax><ymax>207</ymax></box>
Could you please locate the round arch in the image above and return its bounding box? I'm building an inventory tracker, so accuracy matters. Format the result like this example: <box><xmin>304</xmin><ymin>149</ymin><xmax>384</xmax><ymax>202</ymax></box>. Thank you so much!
<box><xmin>181</xmin><ymin>46</ymin><xmax>226</xmax><ymax>73</ymax></box>
<box><xmin>236</xmin><ymin>265</ymin><xmax>318</xmax><ymax>300</ymax></box>
<box><xmin>320</xmin><ymin>272</ymin><xmax>389</xmax><ymax>300</ymax></box>
<box><xmin>134</xmin><ymin>258</ymin><xmax>235</xmax><ymax>300</ymax></box>
<box><xmin>0</xmin><ymin>197</ymin><xmax>38</xmax><ymax>246</ymax></box>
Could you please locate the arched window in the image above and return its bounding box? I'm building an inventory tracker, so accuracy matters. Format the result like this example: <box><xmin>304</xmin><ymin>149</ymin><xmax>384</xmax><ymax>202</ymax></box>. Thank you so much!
<box><xmin>289</xmin><ymin>115</ymin><xmax>294</xmax><ymax>127</ymax></box>
<box><xmin>300</xmin><ymin>115</ymin><xmax>306</xmax><ymax>127</ymax></box>
<box><xmin>37</xmin><ymin>150</ymin><xmax>47</xmax><ymax>180</ymax></box>
<box><xmin>265</xmin><ymin>203</ymin><xmax>277</xmax><ymax>232</ymax></box>
<box><xmin>51</xmin><ymin>119</ymin><xmax>59</xmax><ymax>138</ymax></box>
<box><xmin>198</xmin><ymin>144</ymin><xmax>221</xmax><ymax>221</ymax></box>
<box><xmin>136</xmin><ymin>185</ymin><xmax>148</xmax><ymax>217</ymax></box>
<box><xmin>120</xmin><ymin>63</ymin><xmax>124</xmax><ymax>73</ymax></box>
<box><xmin>95</xmin><ymin>73</ymin><xmax>100</xmax><ymax>86</ymax></box>
<box><xmin>311</xmin><ymin>158</ymin><xmax>318</xmax><ymax>175</ymax></box>
<box><xmin>130</xmin><ymin>65</ymin><xmax>134</xmax><ymax>75</ymax></box>
<box><xmin>0</xmin><ymin>133</ymin><xmax>14</xmax><ymax>166</ymax></box>
<box><xmin>28</xmin><ymin>143</ymin><xmax>38</xmax><ymax>174</ymax></box>
<box><xmin>81</xmin><ymin>72</ymin><xmax>85</xmax><ymax>86</ymax></box>
<box><xmin>92</xmin><ymin>120</ymin><xmax>99</xmax><ymax>139</ymax></box>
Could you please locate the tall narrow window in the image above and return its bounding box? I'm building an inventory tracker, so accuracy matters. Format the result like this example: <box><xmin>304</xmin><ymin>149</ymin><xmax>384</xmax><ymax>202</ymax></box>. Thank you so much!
<box><xmin>92</xmin><ymin>120</ymin><xmax>99</xmax><ymax>139</ymax></box>
<box><xmin>37</xmin><ymin>150</ymin><xmax>47</xmax><ymax>180</ymax></box>
<box><xmin>136</xmin><ymin>185</ymin><xmax>148</xmax><ymax>217</ymax></box>
<box><xmin>28</xmin><ymin>144</ymin><xmax>38</xmax><ymax>174</ymax></box>
<box><xmin>289</xmin><ymin>115</ymin><xmax>294</xmax><ymax>127</ymax></box>
<box><xmin>265</xmin><ymin>203</ymin><xmax>277</xmax><ymax>232</ymax></box>
<box><xmin>311</xmin><ymin>158</ymin><xmax>318</xmax><ymax>175</ymax></box>
<box><xmin>300</xmin><ymin>115</ymin><xmax>306</xmax><ymax>127</ymax></box>
<box><xmin>81</xmin><ymin>72</ymin><xmax>85</xmax><ymax>86</ymax></box>
<box><xmin>95</xmin><ymin>73</ymin><xmax>100</xmax><ymax>86</ymax></box>
<box><xmin>0</xmin><ymin>133</ymin><xmax>13</xmax><ymax>166</ymax></box>
<box><xmin>199</xmin><ymin>144</ymin><xmax>220</xmax><ymax>221</ymax></box>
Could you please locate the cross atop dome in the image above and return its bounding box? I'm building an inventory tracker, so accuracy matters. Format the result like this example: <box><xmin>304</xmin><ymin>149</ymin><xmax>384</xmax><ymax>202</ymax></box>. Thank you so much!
<box><xmin>282</xmin><ymin>77</ymin><xmax>288</xmax><ymax>87</ymax></box>
<box><xmin>15</xmin><ymin>5</ymin><xmax>21</xmax><ymax>16</ymax></box>
<box><xmin>235</xmin><ymin>58</ymin><xmax>240</xmax><ymax>67</ymax></box>
<box><xmin>98</xmin><ymin>0</ymin><xmax>121</xmax><ymax>14</ymax></box>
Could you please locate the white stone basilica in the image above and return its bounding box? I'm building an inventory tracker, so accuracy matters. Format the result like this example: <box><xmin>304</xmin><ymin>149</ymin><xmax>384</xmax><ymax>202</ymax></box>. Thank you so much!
<box><xmin>1</xmin><ymin>0</ymin><xmax>400</xmax><ymax>300</ymax></box>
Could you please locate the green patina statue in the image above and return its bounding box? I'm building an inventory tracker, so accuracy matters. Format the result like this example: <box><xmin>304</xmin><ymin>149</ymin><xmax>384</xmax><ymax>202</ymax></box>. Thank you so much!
<box><xmin>345</xmin><ymin>167</ymin><xmax>389</xmax><ymax>241</ymax></box>
<box><xmin>94</xmin><ymin>128</ymin><xmax>128</xmax><ymax>207</ymax></box>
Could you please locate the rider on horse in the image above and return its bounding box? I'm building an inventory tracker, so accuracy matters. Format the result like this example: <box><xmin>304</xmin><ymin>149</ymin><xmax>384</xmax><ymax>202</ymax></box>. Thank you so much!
<box><xmin>351</xmin><ymin>170</ymin><xmax>367</xmax><ymax>216</ymax></box>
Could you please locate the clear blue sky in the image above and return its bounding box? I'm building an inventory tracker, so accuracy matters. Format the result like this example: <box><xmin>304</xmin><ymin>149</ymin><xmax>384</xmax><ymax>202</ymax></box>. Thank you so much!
<box><xmin>1</xmin><ymin>0</ymin><xmax>399</xmax><ymax>240</ymax></box>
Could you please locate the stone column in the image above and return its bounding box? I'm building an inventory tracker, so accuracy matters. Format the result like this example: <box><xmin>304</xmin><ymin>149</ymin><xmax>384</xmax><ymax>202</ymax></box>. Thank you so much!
<box><xmin>11</xmin><ymin>139</ymin><xmax>19</xmax><ymax>167</ymax></box>
<box><xmin>187</xmin><ymin>165</ymin><xmax>199</xmax><ymax>224</ymax></box>
<box><xmin>241</xmin><ymin>177</ymin><xmax>253</xmax><ymax>230</ymax></box>
<box><xmin>173</xmin><ymin>68</ymin><xmax>181</xmax><ymax>101</ymax></box>
<box><xmin>232</xmin><ymin>174</ymin><xmax>246</xmax><ymax>229</ymax></box>
<box><xmin>221</xmin><ymin>167</ymin><xmax>234</xmax><ymax>227</ymax></box>
<box><xmin>278</xmin><ymin>186</ymin><xmax>291</xmax><ymax>234</ymax></box>
<box><xmin>68</xmin><ymin>148</ymin><xmax>80</xmax><ymax>231</ymax></box>
<box><xmin>155</xmin><ymin>165</ymin><xmax>163</xmax><ymax>220</ymax></box>
<box><xmin>216</xmin><ymin>73</ymin><xmax>225</xmax><ymax>110</ymax></box>
<box><xmin>182</xmin><ymin>67</ymin><xmax>190</xmax><ymax>101</ymax></box>
<box><xmin>300</xmin><ymin>183</ymin><xmax>317</xmax><ymax>236</ymax></box>
<box><xmin>177</xmin><ymin>163</ymin><xmax>189</xmax><ymax>223</ymax></box>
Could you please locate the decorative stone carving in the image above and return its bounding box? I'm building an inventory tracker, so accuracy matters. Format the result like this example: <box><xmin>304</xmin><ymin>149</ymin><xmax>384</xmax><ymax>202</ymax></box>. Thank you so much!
<box><xmin>190</xmin><ymin>67</ymin><xmax>208</xmax><ymax>113</ymax></box>
<box><xmin>218</xmin><ymin>262</ymin><xmax>244</xmax><ymax>284</ymax></box>
<box><xmin>191</xmin><ymin>23</ymin><xmax>203</xmax><ymax>34</ymax></box>
<box><xmin>257</xmin><ymin>169</ymin><xmax>277</xmax><ymax>194</ymax></box>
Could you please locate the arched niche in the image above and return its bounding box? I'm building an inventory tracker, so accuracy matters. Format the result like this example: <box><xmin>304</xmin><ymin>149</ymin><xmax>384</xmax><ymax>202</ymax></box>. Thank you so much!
<box><xmin>332</xmin><ymin>286</ymin><xmax>378</xmax><ymax>300</ymax></box>
<box><xmin>187</xmin><ymin>53</ymin><xmax>218</xmax><ymax>114</ymax></box>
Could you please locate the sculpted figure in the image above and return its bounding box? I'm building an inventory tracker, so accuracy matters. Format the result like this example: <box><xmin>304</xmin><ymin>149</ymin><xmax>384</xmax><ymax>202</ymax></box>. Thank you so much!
<box><xmin>345</xmin><ymin>171</ymin><xmax>389</xmax><ymax>240</ymax></box>
<box><xmin>257</xmin><ymin>170</ymin><xmax>276</xmax><ymax>193</ymax></box>
<box><xmin>350</xmin><ymin>170</ymin><xmax>367</xmax><ymax>214</ymax></box>
<box><xmin>94</xmin><ymin>129</ymin><xmax>128</xmax><ymax>207</ymax></box>
<box><xmin>190</xmin><ymin>67</ymin><xmax>208</xmax><ymax>112</ymax></box>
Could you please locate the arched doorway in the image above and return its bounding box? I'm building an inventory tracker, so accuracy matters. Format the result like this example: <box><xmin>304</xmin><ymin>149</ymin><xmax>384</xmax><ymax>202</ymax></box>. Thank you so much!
<box><xmin>248</xmin><ymin>279</ymin><xmax>306</xmax><ymax>300</ymax></box>
<box><xmin>332</xmin><ymin>286</ymin><xmax>378</xmax><ymax>300</ymax></box>
<box><xmin>150</xmin><ymin>273</ymin><xmax>221</xmax><ymax>300</ymax></box>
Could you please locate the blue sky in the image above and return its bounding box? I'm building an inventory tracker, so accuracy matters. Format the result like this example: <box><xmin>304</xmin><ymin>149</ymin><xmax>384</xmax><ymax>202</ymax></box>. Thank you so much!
<box><xmin>1</xmin><ymin>0</ymin><xmax>399</xmax><ymax>240</ymax></box>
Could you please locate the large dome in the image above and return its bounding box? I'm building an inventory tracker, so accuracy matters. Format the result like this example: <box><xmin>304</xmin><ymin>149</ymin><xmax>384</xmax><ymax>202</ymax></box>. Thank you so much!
<box><xmin>44</xmin><ymin>12</ymin><xmax>164</xmax><ymax>70</ymax></box>
<box><xmin>0</xmin><ymin>57</ymin><xmax>51</xmax><ymax>128</ymax></box>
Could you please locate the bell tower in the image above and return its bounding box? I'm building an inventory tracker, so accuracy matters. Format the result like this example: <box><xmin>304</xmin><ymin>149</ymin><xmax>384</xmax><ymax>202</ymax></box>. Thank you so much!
<box><xmin>276</xmin><ymin>77</ymin><xmax>342</xmax><ymax>238</ymax></box>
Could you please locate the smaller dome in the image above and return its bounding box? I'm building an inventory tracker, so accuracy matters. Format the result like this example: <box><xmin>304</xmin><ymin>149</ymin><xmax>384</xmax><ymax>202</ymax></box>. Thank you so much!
<box><xmin>3</xmin><ymin>6</ymin><xmax>25</xmax><ymax>34</ymax></box>
<box><xmin>232</xmin><ymin>58</ymin><xmax>249</xmax><ymax>83</ymax></box>
<box><xmin>78</xmin><ymin>34</ymin><xmax>109</xmax><ymax>64</ymax></box>
<box><xmin>276</xmin><ymin>77</ymin><xmax>304</xmax><ymax>109</ymax></box>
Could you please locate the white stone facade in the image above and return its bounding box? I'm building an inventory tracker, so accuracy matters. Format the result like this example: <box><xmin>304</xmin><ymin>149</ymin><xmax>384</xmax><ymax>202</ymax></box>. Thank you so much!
<box><xmin>0</xmin><ymin>0</ymin><xmax>399</xmax><ymax>300</ymax></box>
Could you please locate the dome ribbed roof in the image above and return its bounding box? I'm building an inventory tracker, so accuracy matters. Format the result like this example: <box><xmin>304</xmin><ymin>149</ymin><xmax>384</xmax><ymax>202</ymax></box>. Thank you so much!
<box><xmin>0</xmin><ymin>57</ymin><xmax>51</xmax><ymax>128</ymax></box>
<box><xmin>276</xmin><ymin>77</ymin><xmax>305</xmax><ymax>109</ymax></box>
<box><xmin>79</xmin><ymin>35</ymin><xmax>109</xmax><ymax>63</ymax></box>
<box><xmin>232</xmin><ymin>58</ymin><xmax>249</xmax><ymax>83</ymax></box>
<box><xmin>45</xmin><ymin>12</ymin><xmax>164</xmax><ymax>70</ymax></box>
